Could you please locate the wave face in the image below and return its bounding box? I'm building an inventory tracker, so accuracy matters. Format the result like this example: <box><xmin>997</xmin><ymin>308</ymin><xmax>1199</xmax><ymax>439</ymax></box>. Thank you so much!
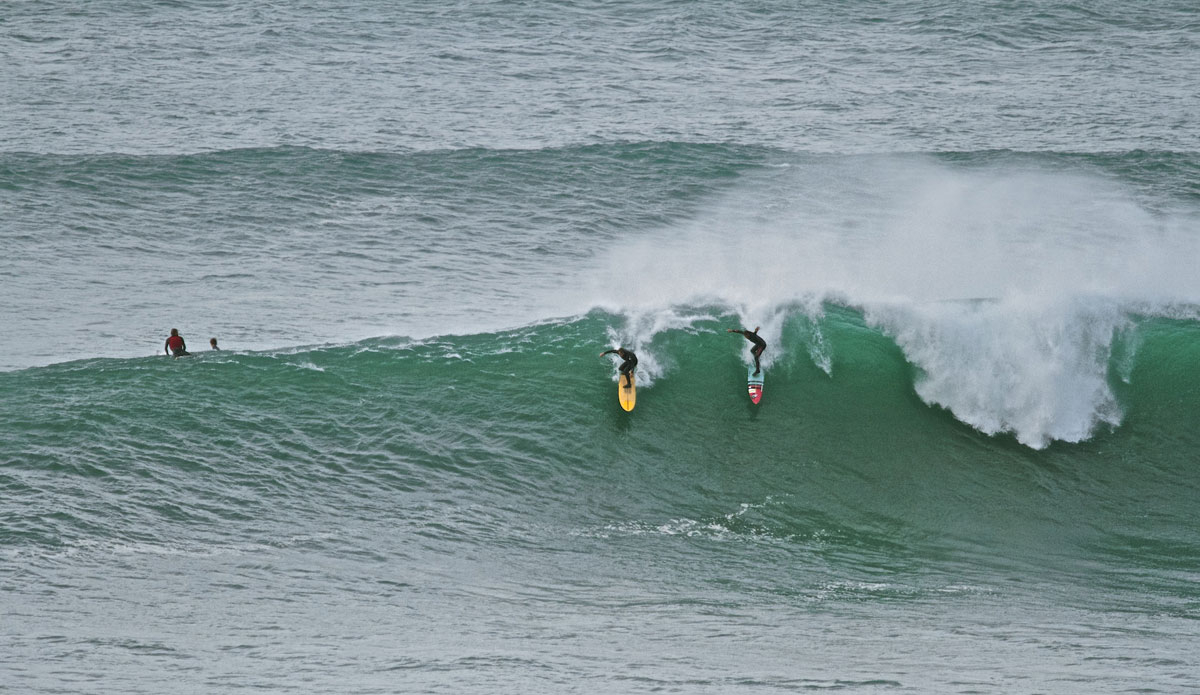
<box><xmin>4</xmin><ymin>307</ymin><xmax>1199</xmax><ymax>553</ymax></box>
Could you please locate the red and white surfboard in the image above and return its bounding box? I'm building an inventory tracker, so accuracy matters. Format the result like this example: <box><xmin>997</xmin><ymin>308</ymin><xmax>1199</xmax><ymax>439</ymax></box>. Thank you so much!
<box><xmin>748</xmin><ymin>365</ymin><xmax>764</xmax><ymax>404</ymax></box>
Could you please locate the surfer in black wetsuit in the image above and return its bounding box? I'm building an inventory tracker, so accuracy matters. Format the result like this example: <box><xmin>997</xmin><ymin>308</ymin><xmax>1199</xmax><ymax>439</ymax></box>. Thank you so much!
<box><xmin>599</xmin><ymin>347</ymin><xmax>637</xmax><ymax>387</ymax></box>
<box><xmin>728</xmin><ymin>327</ymin><xmax>765</xmax><ymax>376</ymax></box>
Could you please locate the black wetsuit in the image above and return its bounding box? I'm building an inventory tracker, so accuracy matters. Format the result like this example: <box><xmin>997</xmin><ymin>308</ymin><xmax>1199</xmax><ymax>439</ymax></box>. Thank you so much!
<box><xmin>603</xmin><ymin>348</ymin><xmax>637</xmax><ymax>386</ymax></box>
<box><xmin>735</xmin><ymin>330</ymin><xmax>766</xmax><ymax>375</ymax></box>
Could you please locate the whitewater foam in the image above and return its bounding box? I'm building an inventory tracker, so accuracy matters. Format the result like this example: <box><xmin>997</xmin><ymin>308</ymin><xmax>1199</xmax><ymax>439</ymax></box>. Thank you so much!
<box><xmin>864</xmin><ymin>296</ymin><xmax>1129</xmax><ymax>448</ymax></box>
<box><xmin>583</xmin><ymin>154</ymin><xmax>1199</xmax><ymax>447</ymax></box>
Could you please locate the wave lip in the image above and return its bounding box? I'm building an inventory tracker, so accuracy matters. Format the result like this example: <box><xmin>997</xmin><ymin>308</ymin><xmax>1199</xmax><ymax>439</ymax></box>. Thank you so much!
<box><xmin>865</xmin><ymin>296</ymin><xmax>1132</xmax><ymax>449</ymax></box>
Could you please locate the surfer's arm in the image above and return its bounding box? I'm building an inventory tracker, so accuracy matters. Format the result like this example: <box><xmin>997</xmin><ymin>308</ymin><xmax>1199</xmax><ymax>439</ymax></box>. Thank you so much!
<box><xmin>600</xmin><ymin>349</ymin><xmax>616</xmax><ymax>357</ymax></box>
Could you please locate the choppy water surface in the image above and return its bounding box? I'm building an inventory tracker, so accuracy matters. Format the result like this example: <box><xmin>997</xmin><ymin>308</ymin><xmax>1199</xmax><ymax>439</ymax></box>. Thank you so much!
<box><xmin>3</xmin><ymin>1</ymin><xmax>1199</xmax><ymax>692</ymax></box>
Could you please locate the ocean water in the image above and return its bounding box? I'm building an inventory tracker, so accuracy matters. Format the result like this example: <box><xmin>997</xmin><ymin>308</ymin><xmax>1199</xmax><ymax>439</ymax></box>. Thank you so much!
<box><xmin>3</xmin><ymin>1</ymin><xmax>1199</xmax><ymax>693</ymax></box>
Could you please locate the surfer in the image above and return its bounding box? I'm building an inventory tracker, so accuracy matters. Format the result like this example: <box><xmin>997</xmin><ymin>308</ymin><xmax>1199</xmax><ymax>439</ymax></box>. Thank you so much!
<box><xmin>209</xmin><ymin>337</ymin><xmax>220</xmax><ymax>350</ymax></box>
<box><xmin>164</xmin><ymin>328</ymin><xmax>190</xmax><ymax>357</ymax></box>
<box><xmin>728</xmin><ymin>327</ymin><xmax>765</xmax><ymax>376</ymax></box>
<box><xmin>599</xmin><ymin>347</ymin><xmax>637</xmax><ymax>388</ymax></box>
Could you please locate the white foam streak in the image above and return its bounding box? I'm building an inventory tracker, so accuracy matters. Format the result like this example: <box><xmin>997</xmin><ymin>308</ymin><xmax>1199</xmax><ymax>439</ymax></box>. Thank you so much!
<box><xmin>602</xmin><ymin>307</ymin><xmax>713</xmax><ymax>386</ymax></box>
<box><xmin>866</xmin><ymin>297</ymin><xmax>1127</xmax><ymax>448</ymax></box>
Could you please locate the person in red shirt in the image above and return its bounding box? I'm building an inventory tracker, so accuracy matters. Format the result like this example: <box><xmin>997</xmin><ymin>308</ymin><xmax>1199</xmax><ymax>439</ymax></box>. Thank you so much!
<box><xmin>164</xmin><ymin>328</ymin><xmax>190</xmax><ymax>357</ymax></box>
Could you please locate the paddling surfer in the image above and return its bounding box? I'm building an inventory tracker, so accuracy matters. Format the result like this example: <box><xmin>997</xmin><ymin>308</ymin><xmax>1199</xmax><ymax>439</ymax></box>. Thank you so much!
<box><xmin>728</xmin><ymin>327</ymin><xmax>765</xmax><ymax>376</ymax></box>
<box><xmin>600</xmin><ymin>347</ymin><xmax>637</xmax><ymax>388</ymax></box>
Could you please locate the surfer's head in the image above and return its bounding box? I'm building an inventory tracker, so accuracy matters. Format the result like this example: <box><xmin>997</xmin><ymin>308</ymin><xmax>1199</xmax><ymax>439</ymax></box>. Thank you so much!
<box><xmin>170</xmin><ymin>328</ymin><xmax>179</xmax><ymax>336</ymax></box>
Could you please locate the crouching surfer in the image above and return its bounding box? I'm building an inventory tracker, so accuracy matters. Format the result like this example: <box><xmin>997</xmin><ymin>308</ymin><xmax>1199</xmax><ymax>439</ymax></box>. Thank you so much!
<box><xmin>728</xmin><ymin>327</ymin><xmax>765</xmax><ymax>376</ymax></box>
<box><xmin>599</xmin><ymin>347</ymin><xmax>637</xmax><ymax>387</ymax></box>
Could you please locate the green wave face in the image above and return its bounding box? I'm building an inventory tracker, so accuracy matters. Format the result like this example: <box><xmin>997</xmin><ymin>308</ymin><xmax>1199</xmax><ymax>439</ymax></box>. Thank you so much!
<box><xmin>4</xmin><ymin>307</ymin><xmax>1197</xmax><ymax>585</ymax></box>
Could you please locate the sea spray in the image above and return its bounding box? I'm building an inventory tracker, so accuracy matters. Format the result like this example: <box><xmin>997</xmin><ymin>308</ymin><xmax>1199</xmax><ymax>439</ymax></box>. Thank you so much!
<box><xmin>581</xmin><ymin>153</ymin><xmax>1198</xmax><ymax>447</ymax></box>
<box><xmin>864</xmin><ymin>296</ymin><xmax>1128</xmax><ymax>448</ymax></box>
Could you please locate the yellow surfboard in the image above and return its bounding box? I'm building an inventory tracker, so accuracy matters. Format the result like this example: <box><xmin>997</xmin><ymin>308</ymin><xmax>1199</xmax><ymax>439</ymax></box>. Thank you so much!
<box><xmin>618</xmin><ymin>373</ymin><xmax>636</xmax><ymax>411</ymax></box>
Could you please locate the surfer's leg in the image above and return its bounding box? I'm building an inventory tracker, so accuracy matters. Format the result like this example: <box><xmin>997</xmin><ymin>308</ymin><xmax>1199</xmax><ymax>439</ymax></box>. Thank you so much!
<box><xmin>620</xmin><ymin>359</ymin><xmax>634</xmax><ymax>386</ymax></box>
